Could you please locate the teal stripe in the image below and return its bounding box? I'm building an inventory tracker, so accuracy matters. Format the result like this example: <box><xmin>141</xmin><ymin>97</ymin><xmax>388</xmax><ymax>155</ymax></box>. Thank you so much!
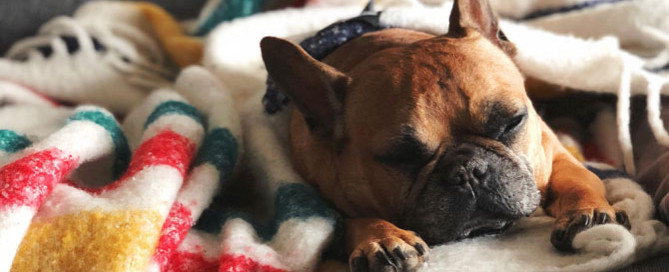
<box><xmin>265</xmin><ymin>183</ymin><xmax>337</xmax><ymax>240</ymax></box>
<box><xmin>194</xmin><ymin>182</ymin><xmax>337</xmax><ymax>241</ymax></box>
<box><xmin>194</xmin><ymin>0</ymin><xmax>266</xmax><ymax>36</ymax></box>
<box><xmin>273</xmin><ymin>183</ymin><xmax>335</xmax><ymax>225</ymax></box>
<box><xmin>144</xmin><ymin>101</ymin><xmax>204</xmax><ymax>130</ymax></box>
<box><xmin>0</xmin><ymin>130</ymin><xmax>31</xmax><ymax>153</ymax></box>
<box><xmin>194</xmin><ymin>128</ymin><xmax>238</xmax><ymax>175</ymax></box>
<box><xmin>67</xmin><ymin>110</ymin><xmax>130</xmax><ymax>179</ymax></box>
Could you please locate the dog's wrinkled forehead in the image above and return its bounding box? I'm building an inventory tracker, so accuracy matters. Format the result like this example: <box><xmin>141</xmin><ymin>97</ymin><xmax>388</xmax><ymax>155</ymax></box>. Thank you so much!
<box><xmin>349</xmin><ymin>33</ymin><xmax>527</xmax><ymax>145</ymax></box>
<box><xmin>416</xmin><ymin>34</ymin><xmax>525</xmax><ymax>124</ymax></box>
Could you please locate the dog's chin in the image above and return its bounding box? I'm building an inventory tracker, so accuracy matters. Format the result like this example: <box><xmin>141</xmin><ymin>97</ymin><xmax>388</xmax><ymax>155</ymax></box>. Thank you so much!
<box><xmin>410</xmin><ymin>216</ymin><xmax>516</xmax><ymax>245</ymax></box>
<box><xmin>458</xmin><ymin>219</ymin><xmax>514</xmax><ymax>239</ymax></box>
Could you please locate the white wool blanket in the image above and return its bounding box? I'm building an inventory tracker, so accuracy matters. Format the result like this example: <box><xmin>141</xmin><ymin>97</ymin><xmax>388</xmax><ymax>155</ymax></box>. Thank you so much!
<box><xmin>204</xmin><ymin>1</ymin><xmax>669</xmax><ymax>270</ymax></box>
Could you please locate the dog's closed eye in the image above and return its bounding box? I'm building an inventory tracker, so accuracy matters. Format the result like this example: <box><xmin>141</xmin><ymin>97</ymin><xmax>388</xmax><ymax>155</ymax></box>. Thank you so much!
<box><xmin>484</xmin><ymin>103</ymin><xmax>527</xmax><ymax>143</ymax></box>
<box><xmin>500</xmin><ymin>111</ymin><xmax>526</xmax><ymax>136</ymax></box>
<box><xmin>374</xmin><ymin>128</ymin><xmax>433</xmax><ymax>175</ymax></box>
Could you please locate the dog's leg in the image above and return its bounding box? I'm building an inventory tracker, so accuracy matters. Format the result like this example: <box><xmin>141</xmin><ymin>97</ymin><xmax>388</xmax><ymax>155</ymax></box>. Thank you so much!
<box><xmin>346</xmin><ymin>218</ymin><xmax>428</xmax><ymax>272</ymax></box>
<box><xmin>545</xmin><ymin>147</ymin><xmax>631</xmax><ymax>251</ymax></box>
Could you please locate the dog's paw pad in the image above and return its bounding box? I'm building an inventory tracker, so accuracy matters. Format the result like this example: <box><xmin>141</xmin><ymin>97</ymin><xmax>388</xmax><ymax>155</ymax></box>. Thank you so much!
<box><xmin>551</xmin><ymin>208</ymin><xmax>631</xmax><ymax>252</ymax></box>
<box><xmin>349</xmin><ymin>233</ymin><xmax>428</xmax><ymax>272</ymax></box>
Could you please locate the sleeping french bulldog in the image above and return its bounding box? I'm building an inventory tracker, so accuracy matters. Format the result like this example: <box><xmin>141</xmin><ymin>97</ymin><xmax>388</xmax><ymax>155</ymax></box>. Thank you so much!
<box><xmin>260</xmin><ymin>0</ymin><xmax>631</xmax><ymax>271</ymax></box>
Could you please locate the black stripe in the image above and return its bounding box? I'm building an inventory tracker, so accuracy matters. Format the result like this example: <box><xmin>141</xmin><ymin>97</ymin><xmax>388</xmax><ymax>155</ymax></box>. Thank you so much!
<box><xmin>645</xmin><ymin>62</ymin><xmax>669</xmax><ymax>73</ymax></box>
<box><xmin>522</xmin><ymin>0</ymin><xmax>631</xmax><ymax>21</ymax></box>
<box><xmin>586</xmin><ymin>165</ymin><xmax>630</xmax><ymax>180</ymax></box>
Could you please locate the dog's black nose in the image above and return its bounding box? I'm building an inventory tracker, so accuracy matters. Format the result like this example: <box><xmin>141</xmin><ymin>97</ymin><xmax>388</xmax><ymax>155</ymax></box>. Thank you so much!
<box><xmin>445</xmin><ymin>158</ymin><xmax>489</xmax><ymax>186</ymax></box>
<box><xmin>471</xmin><ymin>160</ymin><xmax>488</xmax><ymax>180</ymax></box>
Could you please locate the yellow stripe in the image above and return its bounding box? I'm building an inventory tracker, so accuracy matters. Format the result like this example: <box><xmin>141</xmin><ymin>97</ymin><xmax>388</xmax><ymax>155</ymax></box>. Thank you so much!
<box><xmin>135</xmin><ymin>2</ymin><xmax>203</xmax><ymax>68</ymax></box>
<box><xmin>11</xmin><ymin>210</ymin><xmax>163</xmax><ymax>272</ymax></box>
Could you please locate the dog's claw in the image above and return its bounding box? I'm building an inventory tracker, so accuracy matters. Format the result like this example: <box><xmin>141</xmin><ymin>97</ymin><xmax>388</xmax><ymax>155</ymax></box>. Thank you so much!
<box><xmin>552</xmin><ymin>214</ymin><xmax>589</xmax><ymax>251</ymax></box>
<box><xmin>551</xmin><ymin>209</ymin><xmax>632</xmax><ymax>252</ymax></box>
<box><xmin>595</xmin><ymin>212</ymin><xmax>612</xmax><ymax>224</ymax></box>
<box><xmin>393</xmin><ymin>248</ymin><xmax>408</xmax><ymax>261</ymax></box>
<box><xmin>574</xmin><ymin>214</ymin><xmax>590</xmax><ymax>229</ymax></box>
<box><xmin>375</xmin><ymin>250</ymin><xmax>396</xmax><ymax>269</ymax></box>
<box><xmin>414</xmin><ymin>243</ymin><xmax>426</xmax><ymax>257</ymax></box>
<box><xmin>616</xmin><ymin>211</ymin><xmax>631</xmax><ymax>230</ymax></box>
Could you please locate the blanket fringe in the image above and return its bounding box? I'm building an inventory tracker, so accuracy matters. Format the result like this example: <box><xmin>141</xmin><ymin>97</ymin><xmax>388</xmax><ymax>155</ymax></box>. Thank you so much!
<box><xmin>617</xmin><ymin>56</ymin><xmax>635</xmax><ymax>175</ymax></box>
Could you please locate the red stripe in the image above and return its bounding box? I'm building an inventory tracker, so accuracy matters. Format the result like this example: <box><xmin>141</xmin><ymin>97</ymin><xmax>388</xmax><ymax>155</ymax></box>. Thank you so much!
<box><xmin>98</xmin><ymin>130</ymin><xmax>196</xmax><ymax>192</ymax></box>
<box><xmin>123</xmin><ymin>130</ymin><xmax>195</xmax><ymax>178</ymax></box>
<box><xmin>0</xmin><ymin>149</ymin><xmax>77</xmax><ymax>208</ymax></box>
<box><xmin>219</xmin><ymin>254</ymin><xmax>288</xmax><ymax>272</ymax></box>
<box><xmin>153</xmin><ymin>202</ymin><xmax>193</xmax><ymax>270</ymax></box>
<box><xmin>166</xmin><ymin>251</ymin><xmax>219</xmax><ymax>272</ymax></box>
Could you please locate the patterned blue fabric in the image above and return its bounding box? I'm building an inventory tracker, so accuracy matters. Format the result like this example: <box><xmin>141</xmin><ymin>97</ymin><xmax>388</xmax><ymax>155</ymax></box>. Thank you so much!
<box><xmin>262</xmin><ymin>10</ymin><xmax>387</xmax><ymax>115</ymax></box>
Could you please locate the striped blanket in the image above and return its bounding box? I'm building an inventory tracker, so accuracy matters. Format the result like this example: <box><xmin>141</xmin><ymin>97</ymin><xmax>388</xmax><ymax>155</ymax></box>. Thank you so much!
<box><xmin>1</xmin><ymin>0</ymin><xmax>669</xmax><ymax>271</ymax></box>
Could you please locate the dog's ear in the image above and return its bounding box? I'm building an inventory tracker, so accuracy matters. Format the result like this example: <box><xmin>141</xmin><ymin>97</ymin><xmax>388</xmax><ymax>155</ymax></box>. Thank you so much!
<box><xmin>261</xmin><ymin>37</ymin><xmax>350</xmax><ymax>138</ymax></box>
<box><xmin>448</xmin><ymin>0</ymin><xmax>516</xmax><ymax>56</ymax></box>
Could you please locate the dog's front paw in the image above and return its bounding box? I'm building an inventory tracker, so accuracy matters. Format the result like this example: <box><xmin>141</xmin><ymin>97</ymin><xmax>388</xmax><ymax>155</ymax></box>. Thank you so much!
<box><xmin>550</xmin><ymin>207</ymin><xmax>630</xmax><ymax>251</ymax></box>
<box><xmin>349</xmin><ymin>230</ymin><xmax>428</xmax><ymax>272</ymax></box>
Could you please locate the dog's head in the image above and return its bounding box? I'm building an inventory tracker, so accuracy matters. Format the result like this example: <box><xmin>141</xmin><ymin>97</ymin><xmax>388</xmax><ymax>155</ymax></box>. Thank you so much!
<box><xmin>261</xmin><ymin>0</ymin><xmax>542</xmax><ymax>244</ymax></box>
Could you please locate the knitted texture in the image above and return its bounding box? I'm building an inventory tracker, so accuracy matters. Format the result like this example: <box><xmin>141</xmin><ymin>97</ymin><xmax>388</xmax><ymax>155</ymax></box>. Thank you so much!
<box><xmin>3</xmin><ymin>93</ymin><xmax>205</xmax><ymax>272</ymax></box>
<box><xmin>0</xmin><ymin>66</ymin><xmax>245</xmax><ymax>272</ymax></box>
